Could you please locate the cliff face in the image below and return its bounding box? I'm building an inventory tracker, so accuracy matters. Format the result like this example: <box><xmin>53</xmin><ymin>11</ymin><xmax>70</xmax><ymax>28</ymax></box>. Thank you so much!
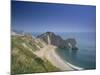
<box><xmin>37</xmin><ymin>32</ymin><xmax>78</xmax><ymax>50</ymax></box>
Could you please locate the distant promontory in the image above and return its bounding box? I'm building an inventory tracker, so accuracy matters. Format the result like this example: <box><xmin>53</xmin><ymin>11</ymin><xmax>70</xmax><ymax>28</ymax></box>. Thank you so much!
<box><xmin>37</xmin><ymin>32</ymin><xmax>78</xmax><ymax>50</ymax></box>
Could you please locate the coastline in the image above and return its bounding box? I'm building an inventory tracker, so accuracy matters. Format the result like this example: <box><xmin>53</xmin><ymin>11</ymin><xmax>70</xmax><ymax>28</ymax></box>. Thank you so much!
<box><xmin>46</xmin><ymin>46</ymin><xmax>83</xmax><ymax>71</ymax></box>
<box><xmin>55</xmin><ymin>49</ymin><xmax>84</xmax><ymax>70</ymax></box>
<box><xmin>34</xmin><ymin>45</ymin><xmax>83</xmax><ymax>71</ymax></box>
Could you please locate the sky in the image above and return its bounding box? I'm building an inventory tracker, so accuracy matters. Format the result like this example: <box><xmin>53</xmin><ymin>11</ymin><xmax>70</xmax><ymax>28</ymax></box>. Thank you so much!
<box><xmin>11</xmin><ymin>1</ymin><xmax>96</xmax><ymax>32</ymax></box>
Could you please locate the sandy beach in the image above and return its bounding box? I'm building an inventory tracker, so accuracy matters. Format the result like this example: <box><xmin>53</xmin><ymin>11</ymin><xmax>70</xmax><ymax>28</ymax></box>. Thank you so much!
<box><xmin>34</xmin><ymin>45</ymin><xmax>83</xmax><ymax>71</ymax></box>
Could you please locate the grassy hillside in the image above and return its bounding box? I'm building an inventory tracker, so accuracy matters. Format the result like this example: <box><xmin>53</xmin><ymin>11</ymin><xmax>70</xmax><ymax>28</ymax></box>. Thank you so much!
<box><xmin>11</xmin><ymin>36</ymin><xmax>60</xmax><ymax>75</ymax></box>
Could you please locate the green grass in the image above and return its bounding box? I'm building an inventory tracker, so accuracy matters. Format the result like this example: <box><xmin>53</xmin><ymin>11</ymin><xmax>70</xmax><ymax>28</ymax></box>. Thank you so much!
<box><xmin>11</xmin><ymin>36</ymin><xmax>60</xmax><ymax>75</ymax></box>
<box><xmin>28</xmin><ymin>41</ymin><xmax>39</xmax><ymax>51</ymax></box>
<box><xmin>37</xmin><ymin>42</ymin><xmax>44</xmax><ymax>48</ymax></box>
<box><xmin>12</xmin><ymin>36</ymin><xmax>39</xmax><ymax>51</ymax></box>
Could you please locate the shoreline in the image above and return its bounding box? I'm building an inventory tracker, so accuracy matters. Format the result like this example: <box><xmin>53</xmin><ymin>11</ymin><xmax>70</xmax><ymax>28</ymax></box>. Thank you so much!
<box><xmin>34</xmin><ymin>45</ymin><xmax>83</xmax><ymax>71</ymax></box>
<box><xmin>46</xmin><ymin>46</ymin><xmax>83</xmax><ymax>71</ymax></box>
<box><xmin>55</xmin><ymin>49</ymin><xmax>84</xmax><ymax>70</ymax></box>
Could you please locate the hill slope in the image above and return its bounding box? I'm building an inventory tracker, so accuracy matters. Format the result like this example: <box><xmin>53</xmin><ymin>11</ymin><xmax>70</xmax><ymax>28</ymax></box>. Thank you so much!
<box><xmin>11</xmin><ymin>35</ymin><xmax>60</xmax><ymax>75</ymax></box>
<box><xmin>11</xmin><ymin>31</ymin><xmax>78</xmax><ymax>74</ymax></box>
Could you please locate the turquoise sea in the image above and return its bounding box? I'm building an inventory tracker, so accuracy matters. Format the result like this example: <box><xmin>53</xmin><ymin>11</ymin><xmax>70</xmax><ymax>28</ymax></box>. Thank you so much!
<box><xmin>33</xmin><ymin>32</ymin><xmax>96</xmax><ymax>70</ymax></box>
<box><xmin>56</xmin><ymin>32</ymin><xmax>96</xmax><ymax>69</ymax></box>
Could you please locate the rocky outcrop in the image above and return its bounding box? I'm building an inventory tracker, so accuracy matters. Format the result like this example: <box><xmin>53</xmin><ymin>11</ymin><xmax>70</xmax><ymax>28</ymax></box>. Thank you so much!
<box><xmin>65</xmin><ymin>38</ymin><xmax>78</xmax><ymax>50</ymax></box>
<box><xmin>37</xmin><ymin>32</ymin><xmax>78</xmax><ymax>50</ymax></box>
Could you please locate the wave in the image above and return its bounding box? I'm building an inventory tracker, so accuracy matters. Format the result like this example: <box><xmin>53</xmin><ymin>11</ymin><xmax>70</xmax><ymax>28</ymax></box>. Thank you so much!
<box><xmin>63</xmin><ymin>60</ymin><xmax>84</xmax><ymax>70</ymax></box>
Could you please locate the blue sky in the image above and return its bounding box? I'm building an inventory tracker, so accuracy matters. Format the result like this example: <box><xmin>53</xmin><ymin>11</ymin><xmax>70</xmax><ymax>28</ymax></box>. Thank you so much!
<box><xmin>11</xmin><ymin>1</ymin><xmax>96</xmax><ymax>32</ymax></box>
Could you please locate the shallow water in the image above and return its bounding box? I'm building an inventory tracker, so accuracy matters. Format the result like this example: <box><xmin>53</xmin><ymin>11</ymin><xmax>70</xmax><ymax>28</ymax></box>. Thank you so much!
<box><xmin>56</xmin><ymin>32</ymin><xmax>96</xmax><ymax>69</ymax></box>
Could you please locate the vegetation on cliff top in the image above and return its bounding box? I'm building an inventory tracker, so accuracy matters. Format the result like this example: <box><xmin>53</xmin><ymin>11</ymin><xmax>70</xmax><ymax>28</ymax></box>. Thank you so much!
<box><xmin>11</xmin><ymin>36</ymin><xmax>60</xmax><ymax>75</ymax></box>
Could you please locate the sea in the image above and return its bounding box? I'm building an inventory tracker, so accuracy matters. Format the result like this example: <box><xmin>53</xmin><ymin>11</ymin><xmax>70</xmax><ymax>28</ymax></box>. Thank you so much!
<box><xmin>32</xmin><ymin>32</ymin><xmax>96</xmax><ymax>70</ymax></box>
<box><xmin>56</xmin><ymin>32</ymin><xmax>96</xmax><ymax>70</ymax></box>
